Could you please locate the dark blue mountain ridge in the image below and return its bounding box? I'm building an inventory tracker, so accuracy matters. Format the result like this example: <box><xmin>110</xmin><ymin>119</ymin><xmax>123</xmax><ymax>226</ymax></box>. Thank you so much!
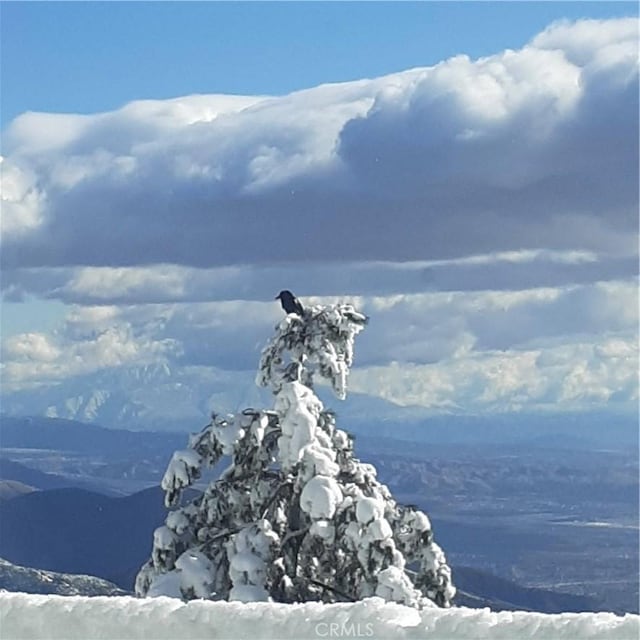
<box><xmin>0</xmin><ymin>485</ymin><xmax>599</xmax><ymax>613</ymax></box>
<box><xmin>2</xmin><ymin>410</ymin><xmax>637</xmax><ymax>459</ymax></box>
<box><xmin>0</xmin><ymin>415</ymin><xmax>186</xmax><ymax>456</ymax></box>
<box><xmin>0</xmin><ymin>486</ymin><xmax>175</xmax><ymax>589</ymax></box>
<box><xmin>0</xmin><ymin>458</ymin><xmax>117</xmax><ymax>495</ymax></box>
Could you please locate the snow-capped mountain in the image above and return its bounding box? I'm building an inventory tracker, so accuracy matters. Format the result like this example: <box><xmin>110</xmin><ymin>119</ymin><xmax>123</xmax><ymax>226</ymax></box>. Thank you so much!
<box><xmin>2</xmin><ymin>364</ymin><xmax>637</xmax><ymax>450</ymax></box>
<box><xmin>0</xmin><ymin>361</ymin><xmax>431</xmax><ymax>435</ymax></box>
<box><xmin>1</xmin><ymin>364</ymin><xmax>270</xmax><ymax>432</ymax></box>
<box><xmin>0</xmin><ymin>480</ymin><xmax>35</xmax><ymax>502</ymax></box>
<box><xmin>0</xmin><ymin>558</ymin><xmax>128</xmax><ymax>596</ymax></box>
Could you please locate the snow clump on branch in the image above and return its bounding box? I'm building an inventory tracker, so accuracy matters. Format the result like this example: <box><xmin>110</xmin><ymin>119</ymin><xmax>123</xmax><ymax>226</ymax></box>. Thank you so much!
<box><xmin>136</xmin><ymin>299</ymin><xmax>454</xmax><ymax>609</ymax></box>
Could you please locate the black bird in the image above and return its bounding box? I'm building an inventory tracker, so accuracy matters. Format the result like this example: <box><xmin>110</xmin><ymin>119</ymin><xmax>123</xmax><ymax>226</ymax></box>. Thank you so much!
<box><xmin>276</xmin><ymin>290</ymin><xmax>304</xmax><ymax>315</ymax></box>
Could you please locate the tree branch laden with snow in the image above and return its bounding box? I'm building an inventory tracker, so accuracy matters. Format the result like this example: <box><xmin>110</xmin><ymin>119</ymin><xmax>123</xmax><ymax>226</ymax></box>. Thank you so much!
<box><xmin>136</xmin><ymin>301</ymin><xmax>454</xmax><ymax>608</ymax></box>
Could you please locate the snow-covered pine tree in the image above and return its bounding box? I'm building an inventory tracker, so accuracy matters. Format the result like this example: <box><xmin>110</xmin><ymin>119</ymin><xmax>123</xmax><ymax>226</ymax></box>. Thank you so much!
<box><xmin>136</xmin><ymin>300</ymin><xmax>455</xmax><ymax>608</ymax></box>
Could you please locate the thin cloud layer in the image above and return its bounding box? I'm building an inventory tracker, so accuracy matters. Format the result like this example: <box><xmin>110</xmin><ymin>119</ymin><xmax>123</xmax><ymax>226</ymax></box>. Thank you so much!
<box><xmin>3</xmin><ymin>249</ymin><xmax>634</xmax><ymax>307</ymax></box>
<box><xmin>2</xmin><ymin>18</ymin><xmax>637</xmax><ymax>271</ymax></box>
<box><xmin>2</xmin><ymin>281</ymin><xmax>637</xmax><ymax>414</ymax></box>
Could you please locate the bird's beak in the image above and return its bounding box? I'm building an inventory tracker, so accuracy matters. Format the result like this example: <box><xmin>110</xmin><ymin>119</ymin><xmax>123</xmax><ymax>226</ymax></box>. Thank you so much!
<box><xmin>274</xmin><ymin>294</ymin><xmax>280</xmax><ymax>300</ymax></box>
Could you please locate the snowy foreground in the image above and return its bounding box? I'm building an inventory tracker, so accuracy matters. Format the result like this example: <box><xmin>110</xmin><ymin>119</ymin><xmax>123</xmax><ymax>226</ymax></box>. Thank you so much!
<box><xmin>1</xmin><ymin>594</ymin><xmax>638</xmax><ymax>640</ymax></box>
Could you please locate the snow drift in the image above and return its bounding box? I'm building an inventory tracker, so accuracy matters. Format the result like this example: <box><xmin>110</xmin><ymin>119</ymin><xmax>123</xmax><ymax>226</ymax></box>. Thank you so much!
<box><xmin>1</xmin><ymin>593</ymin><xmax>637</xmax><ymax>640</ymax></box>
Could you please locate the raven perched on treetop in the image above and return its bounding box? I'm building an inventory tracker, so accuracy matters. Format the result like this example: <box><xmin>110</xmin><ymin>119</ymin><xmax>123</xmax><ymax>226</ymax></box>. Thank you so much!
<box><xmin>275</xmin><ymin>290</ymin><xmax>304</xmax><ymax>316</ymax></box>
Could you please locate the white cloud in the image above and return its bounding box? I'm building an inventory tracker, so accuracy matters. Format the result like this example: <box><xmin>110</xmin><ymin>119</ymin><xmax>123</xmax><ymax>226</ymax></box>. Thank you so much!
<box><xmin>65</xmin><ymin>266</ymin><xmax>189</xmax><ymax>302</ymax></box>
<box><xmin>1</xmin><ymin>250</ymin><xmax>635</xmax><ymax>307</ymax></box>
<box><xmin>356</xmin><ymin>279</ymin><xmax>638</xmax><ymax>366</ymax></box>
<box><xmin>0</xmin><ymin>157</ymin><xmax>46</xmax><ymax>237</ymax></box>
<box><xmin>350</xmin><ymin>334</ymin><xmax>638</xmax><ymax>413</ymax></box>
<box><xmin>1</xmin><ymin>278</ymin><xmax>637</xmax><ymax>415</ymax></box>
<box><xmin>531</xmin><ymin>17</ymin><xmax>639</xmax><ymax>67</ymax></box>
<box><xmin>0</xmin><ymin>18</ymin><xmax>637</xmax><ymax>421</ymax></box>
<box><xmin>1</xmin><ymin>321</ymin><xmax>180</xmax><ymax>391</ymax></box>
<box><xmin>0</xmin><ymin>18</ymin><xmax>637</xmax><ymax>270</ymax></box>
<box><xmin>3</xmin><ymin>332</ymin><xmax>61</xmax><ymax>363</ymax></box>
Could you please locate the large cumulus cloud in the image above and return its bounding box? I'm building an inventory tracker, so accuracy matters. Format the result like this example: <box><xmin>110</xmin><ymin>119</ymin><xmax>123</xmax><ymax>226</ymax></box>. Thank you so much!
<box><xmin>1</xmin><ymin>17</ymin><xmax>637</xmax><ymax>272</ymax></box>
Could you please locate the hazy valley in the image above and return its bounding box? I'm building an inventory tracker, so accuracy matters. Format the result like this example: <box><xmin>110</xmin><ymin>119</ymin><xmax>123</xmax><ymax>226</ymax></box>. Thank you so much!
<box><xmin>0</xmin><ymin>414</ymin><xmax>636</xmax><ymax>614</ymax></box>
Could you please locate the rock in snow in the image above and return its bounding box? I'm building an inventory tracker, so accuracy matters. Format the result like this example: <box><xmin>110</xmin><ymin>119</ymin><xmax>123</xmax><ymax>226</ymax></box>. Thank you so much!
<box><xmin>0</xmin><ymin>558</ymin><xmax>127</xmax><ymax>597</ymax></box>
<box><xmin>0</xmin><ymin>593</ymin><xmax>637</xmax><ymax>640</ymax></box>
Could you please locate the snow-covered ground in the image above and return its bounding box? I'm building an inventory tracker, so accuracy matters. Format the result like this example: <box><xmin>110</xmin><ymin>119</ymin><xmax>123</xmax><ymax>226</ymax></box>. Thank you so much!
<box><xmin>1</xmin><ymin>593</ymin><xmax>637</xmax><ymax>640</ymax></box>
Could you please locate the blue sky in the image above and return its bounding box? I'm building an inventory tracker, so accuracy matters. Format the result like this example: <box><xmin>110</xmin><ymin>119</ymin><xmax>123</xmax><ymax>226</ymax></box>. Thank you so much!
<box><xmin>1</xmin><ymin>3</ymin><xmax>638</xmax><ymax>426</ymax></box>
<box><xmin>2</xmin><ymin>2</ymin><xmax>637</xmax><ymax>127</ymax></box>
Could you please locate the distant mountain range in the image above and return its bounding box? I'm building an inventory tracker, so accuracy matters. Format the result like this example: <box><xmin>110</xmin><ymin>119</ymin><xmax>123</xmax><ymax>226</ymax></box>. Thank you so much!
<box><xmin>0</xmin><ymin>413</ymin><xmax>636</xmax><ymax>613</ymax></box>
<box><xmin>2</xmin><ymin>364</ymin><xmax>637</xmax><ymax>450</ymax></box>
<box><xmin>0</xmin><ymin>415</ymin><xmax>185</xmax><ymax>458</ymax></box>
<box><xmin>0</xmin><ymin>458</ymin><xmax>119</xmax><ymax>496</ymax></box>
<box><xmin>452</xmin><ymin>567</ymin><xmax>600</xmax><ymax>614</ymax></box>
<box><xmin>0</xmin><ymin>416</ymin><xmax>187</xmax><ymax>494</ymax></box>
<box><xmin>0</xmin><ymin>363</ymin><xmax>427</xmax><ymax>433</ymax></box>
<box><xmin>2</xmin><ymin>415</ymin><xmax>637</xmax><ymax>504</ymax></box>
<box><xmin>0</xmin><ymin>486</ymin><xmax>170</xmax><ymax>589</ymax></box>
<box><xmin>0</xmin><ymin>484</ymin><xmax>598</xmax><ymax>613</ymax></box>
<box><xmin>1</xmin><ymin>364</ymin><xmax>261</xmax><ymax>432</ymax></box>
